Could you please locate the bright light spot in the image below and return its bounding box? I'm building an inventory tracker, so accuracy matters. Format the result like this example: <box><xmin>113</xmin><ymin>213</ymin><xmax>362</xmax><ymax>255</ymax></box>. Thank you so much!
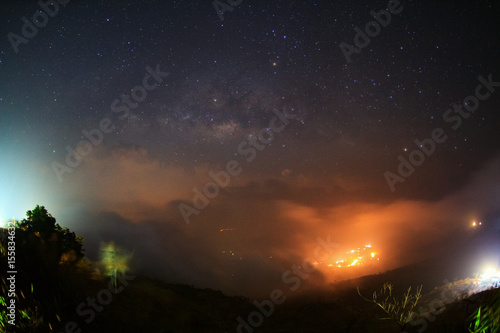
<box><xmin>481</xmin><ymin>267</ymin><xmax>499</xmax><ymax>281</ymax></box>
<box><xmin>348</xmin><ymin>259</ymin><xmax>359</xmax><ymax>267</ymax></box>
<box><xmin>371</xmin><ymin>252</ymin><xmax>375</xmax><ymax>258</ymax></box>
<box><xmin>0</xmin><ymin>217</ymin><xmax>15</xmax><ymax>229</ymax></box>
<box><xmin>471</xmin><ymin>220</ymin><xmax>483</xmax><ymax>228</ymax></box>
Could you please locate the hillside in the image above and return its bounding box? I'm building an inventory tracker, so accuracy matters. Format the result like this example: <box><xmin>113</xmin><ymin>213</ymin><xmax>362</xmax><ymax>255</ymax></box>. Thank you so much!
<box><xmin>1</xmin><ymin>207</ymin><xmax>498</xmax><ymax>332</ymax></box>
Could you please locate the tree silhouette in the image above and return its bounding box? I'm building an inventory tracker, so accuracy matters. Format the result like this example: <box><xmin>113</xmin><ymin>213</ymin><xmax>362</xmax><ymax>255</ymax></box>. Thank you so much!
<box><xmin>1</xmin><ymin>205</ymin><xmax>89</xmax><ymax>331</ymax></box>
<box><xmin>17</xmin><ymin>205</ymin><xmax>84</xmax><ymax>259</ymax></box>
<box><xmin>100</xmin><ymin>242</ymin><xmax>132</xmax><ymax>288</ymax></box>
<box><xmin>22</xmin><ymin>205</ymin><xmax>56</xmax><ymax>233</ymax></box>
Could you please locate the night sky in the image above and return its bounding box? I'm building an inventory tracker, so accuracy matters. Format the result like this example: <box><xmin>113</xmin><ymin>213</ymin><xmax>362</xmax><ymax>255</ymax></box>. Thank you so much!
<box><xmin>1</xmin><ymin>1</ymin><xmax>499</xmax><ymax>296</ymax></box>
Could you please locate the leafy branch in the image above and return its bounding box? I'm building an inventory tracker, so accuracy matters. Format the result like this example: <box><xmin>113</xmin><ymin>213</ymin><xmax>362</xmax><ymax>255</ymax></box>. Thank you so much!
<box><xmin>358</xmin><ymin>282</ymin><xmax>423</xmax><ymax>331</ymax></box>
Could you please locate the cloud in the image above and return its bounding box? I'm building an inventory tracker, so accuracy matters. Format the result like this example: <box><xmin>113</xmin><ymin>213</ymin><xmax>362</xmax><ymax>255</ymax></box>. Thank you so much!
<box><xmin>57</xmin><ymin>145</ymin><xmax>199</xmax><ymax>221</ymax></box>
<box><xmin>53</xmin><ymin>145</ymin><xmax>500</xmax><ymax>297</ymax></box>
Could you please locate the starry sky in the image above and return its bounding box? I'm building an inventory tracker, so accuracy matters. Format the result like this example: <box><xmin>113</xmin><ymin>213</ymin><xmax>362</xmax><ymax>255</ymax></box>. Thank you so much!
<box><xmin>1</xmin><ymin>1</ymin><xmax>500</xmax><ymax>296</ymax></box>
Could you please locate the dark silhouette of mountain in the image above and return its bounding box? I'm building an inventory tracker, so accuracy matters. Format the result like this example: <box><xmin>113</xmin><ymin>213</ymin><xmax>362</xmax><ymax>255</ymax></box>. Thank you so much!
<box><xmin>2</xmin><ymin>206</ymin><xmax>498</xmax><ymax>332</ymax></box>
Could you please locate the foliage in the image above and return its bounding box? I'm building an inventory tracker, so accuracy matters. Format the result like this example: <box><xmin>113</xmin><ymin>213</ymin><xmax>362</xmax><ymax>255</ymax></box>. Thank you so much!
<box><xmin>56</xmin><ymin>225</ymin><xmax>84</xmax><ymax>260</ymax></box>
<box><xmin>100</xmin><ymin>242</ymin><xmax>133</xmax><ymax>288</ymax></box>
<box><xmin>1</xmin><ymin>205</ymin><xmax>91</xmax><ymax>332</ymax></box>
<box><xmin>358</xmin><ymin>282</ymin><xmax>423</xmax><ymax>331</ymax></box>
<box><xmin>469</xmin><ymin>288</ymin><xmax>500</xmax><ymax>333</ymax></box>
<box><xmin>21</xmin><ymin>205</ymin><xmax>56</xmax><ymax>233</ymax></box>
<box><xmin>16</xmin><ymin>205</ymin><xmax>84</xmax><ymax>259</ymax></box>
<box><xmin>0</xmin><ymin>244</ymin><xmax>43</xmax><ymax>332</ymax></box>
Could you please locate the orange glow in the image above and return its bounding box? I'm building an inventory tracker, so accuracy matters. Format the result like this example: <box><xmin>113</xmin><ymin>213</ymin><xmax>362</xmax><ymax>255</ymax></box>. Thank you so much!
<box><xmin>315</xmin><ymin>244</ymin><xmax>381</xmax><ymax>270</ymax></box>
<box><xmin>348</xmin><ymin>259</ymin><xmax>359</xmax><ymax>266</ymax></box>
